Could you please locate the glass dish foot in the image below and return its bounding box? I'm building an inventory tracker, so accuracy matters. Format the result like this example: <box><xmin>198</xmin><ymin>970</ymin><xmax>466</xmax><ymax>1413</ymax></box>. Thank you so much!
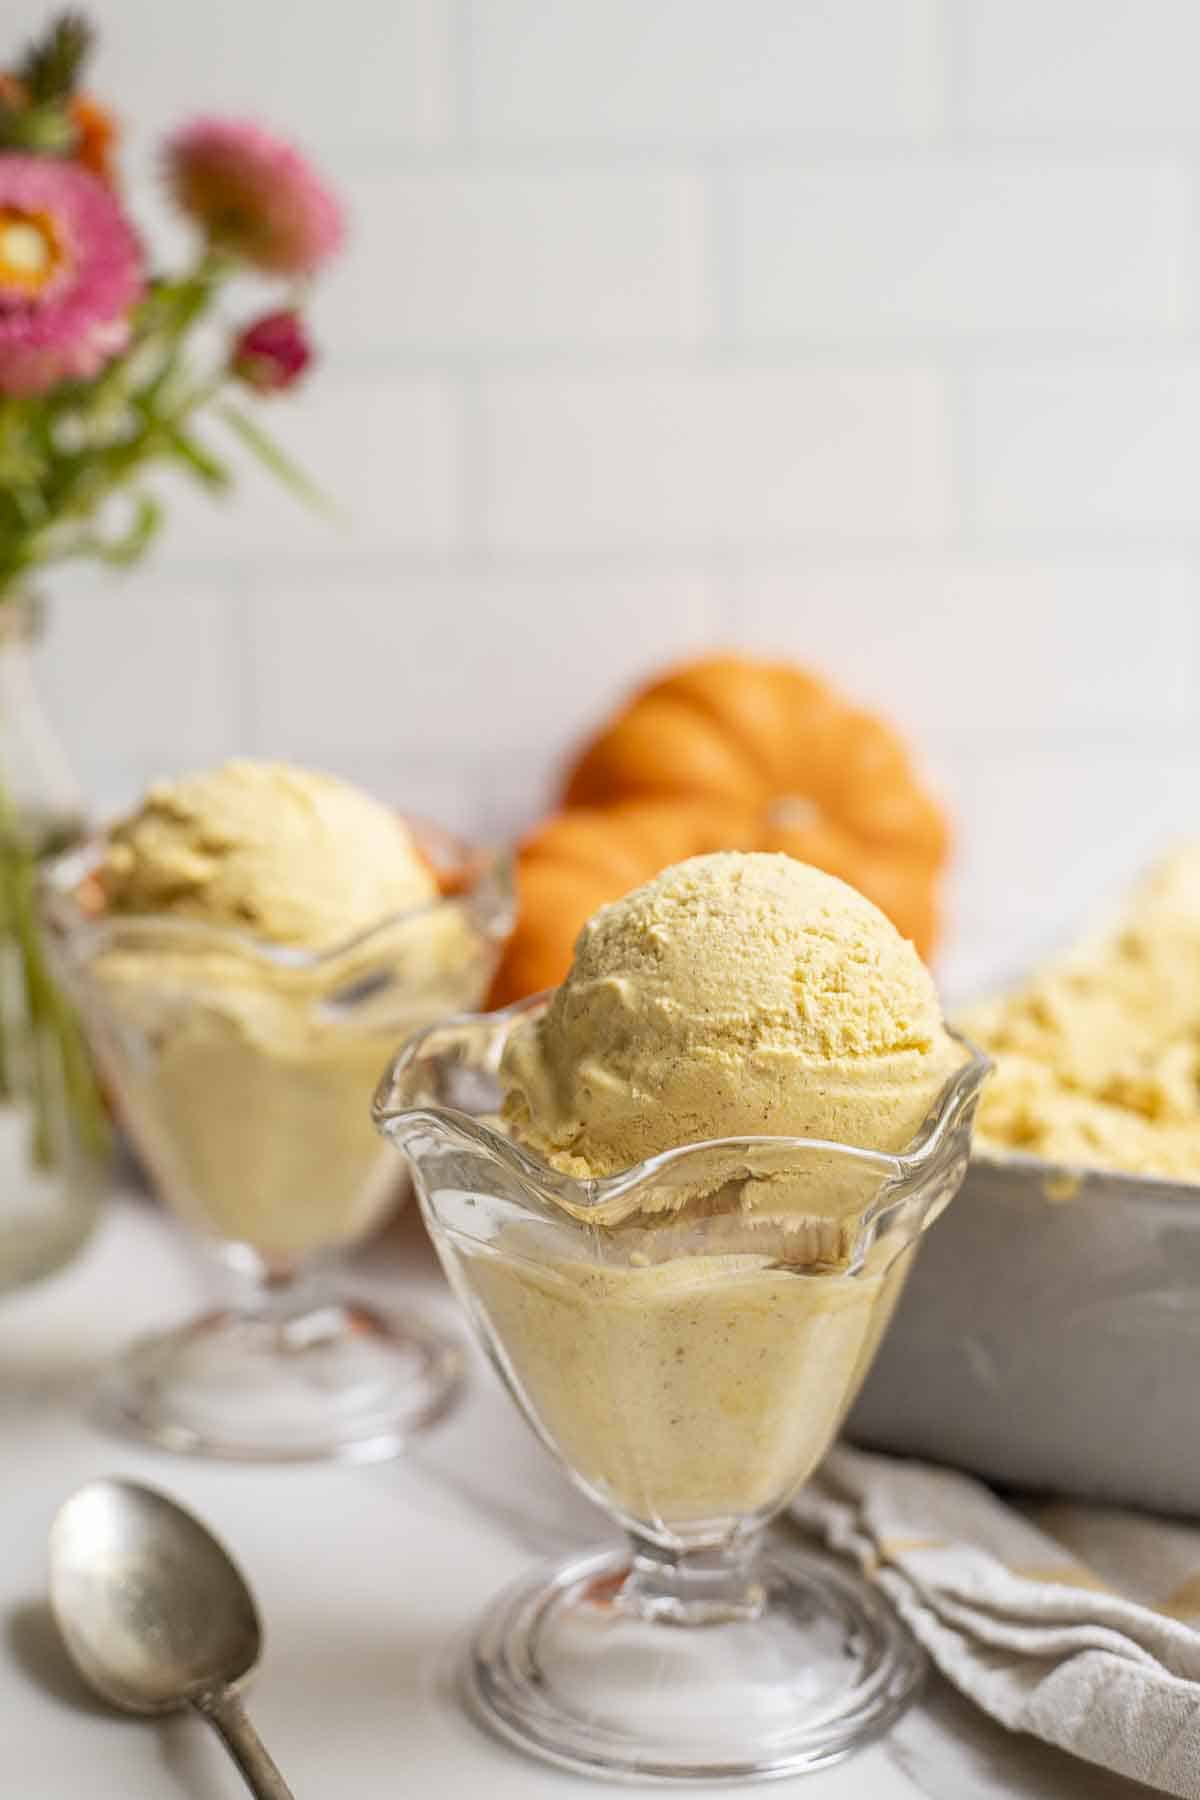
<box><xmin>94</xmin><ymin>1298</ymin><xmax>464</xmax><ymax>1463</ymax></box>
<box><xmin>465</xmin><ymin>1536</ymin><xmax>924</xmax><ymax>1784</ymax></box>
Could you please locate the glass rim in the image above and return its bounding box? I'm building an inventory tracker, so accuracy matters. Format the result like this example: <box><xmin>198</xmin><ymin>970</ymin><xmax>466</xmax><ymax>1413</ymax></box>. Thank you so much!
<box><xmin>373</xmin><ymin>991</ymin><xmax>992</xmax><ymax>1211</ymax></box>
<box><xmin>39</xmin><ymin>823</ymin><xmax>515</xmax><ymax>971</ymax></box>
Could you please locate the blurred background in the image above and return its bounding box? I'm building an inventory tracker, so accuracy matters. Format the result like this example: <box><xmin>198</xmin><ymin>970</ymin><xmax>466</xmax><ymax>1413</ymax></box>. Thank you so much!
<box><xmin>17</xmin><ymin>0</ymin><xmax>1200</xmax><ymax>992</ymax></box>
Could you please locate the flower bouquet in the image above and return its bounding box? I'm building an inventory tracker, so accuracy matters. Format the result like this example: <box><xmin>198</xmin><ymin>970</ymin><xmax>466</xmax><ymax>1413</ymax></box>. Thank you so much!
<box><xmin>0</xmin><ymin>11</ymin><xmax>344</xmax><ymax>1280</ymax></box>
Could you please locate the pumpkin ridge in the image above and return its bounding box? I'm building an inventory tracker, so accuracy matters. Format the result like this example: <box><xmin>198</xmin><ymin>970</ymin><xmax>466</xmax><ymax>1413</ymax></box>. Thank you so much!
<box><xmin>651</xmin><ymin>656</ymin><xmax>787</xmax><ymax>789</ymax></box>
<box><xmin>565</xmin><ymin>689</ymin><xmax>763</xmax><ymax>808</ymax></box>
<box><xmin>488</xmin><ymin>654</ymin><xmax>951</xmax><ymax>1006</ymax></box>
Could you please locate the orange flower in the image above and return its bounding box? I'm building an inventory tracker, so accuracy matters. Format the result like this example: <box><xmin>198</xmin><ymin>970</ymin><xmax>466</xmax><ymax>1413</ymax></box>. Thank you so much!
<box><xmin>70</xmin><ymin>94</ymin><xmax>117</xmax><ymax>184</ymax></box>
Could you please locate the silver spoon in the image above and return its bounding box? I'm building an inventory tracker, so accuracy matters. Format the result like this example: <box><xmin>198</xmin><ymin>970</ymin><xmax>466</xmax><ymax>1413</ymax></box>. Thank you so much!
<box><xmin>49</xmin><ymin>1478</ymin><xmax>294</xmax><ymax>1800</ymax></box>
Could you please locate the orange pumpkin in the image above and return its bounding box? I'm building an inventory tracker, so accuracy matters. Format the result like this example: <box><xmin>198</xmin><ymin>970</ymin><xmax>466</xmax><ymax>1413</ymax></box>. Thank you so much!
<box><xmin>488</xmin><ymin>656</ymin><xmax>950</xmax><ymax>1006</ymax></box>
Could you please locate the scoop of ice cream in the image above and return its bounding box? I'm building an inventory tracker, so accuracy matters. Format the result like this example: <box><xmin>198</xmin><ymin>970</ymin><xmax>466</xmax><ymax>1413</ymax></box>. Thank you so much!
<box><xmin>502</xmin><ymin>850</ymin><xmax>961</xmax><ymax>1175</ymax></box>
<box><xmin>962</xmin><ymin>844</ymin><xmax>1200</xmax><ymax>1178</ymax></box>
<box><xmin>99</xmin><ymin>759</ymin><xmax>438</xmax><ymax>950</ymax></box>
<box><xmin>82</xmin><ymin>759</ymin><xmax>494</xmax><ymax>1262</ymax></box>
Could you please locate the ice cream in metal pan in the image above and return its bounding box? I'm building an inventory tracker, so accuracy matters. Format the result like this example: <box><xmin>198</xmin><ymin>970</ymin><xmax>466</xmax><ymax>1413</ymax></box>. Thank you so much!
<box><xmin>850</xmin><ymin>847</ymin><xmax>1200</xmax><ymax>1514</ymax></box>
<box><xmin>961</xmin><ymin>845</ymin><xmax>1200</xmax><ymax>1181</ymax></box>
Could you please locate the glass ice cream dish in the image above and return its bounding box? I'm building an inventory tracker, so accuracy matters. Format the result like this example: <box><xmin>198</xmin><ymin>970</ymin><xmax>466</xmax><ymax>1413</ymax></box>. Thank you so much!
<box><xmin>374</xmin><ymin>853</ymin><xmax>989</xmax><ymax>1783</ymax></box>
<box><xmin>41</xmin><ymin>762</ymin><xmax>513</xmax><ymax>1463</ymax></box>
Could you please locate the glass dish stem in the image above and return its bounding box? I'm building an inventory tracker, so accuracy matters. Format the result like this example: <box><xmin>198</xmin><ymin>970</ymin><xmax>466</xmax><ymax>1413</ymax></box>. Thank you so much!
<box><xmin>93</xmin><ymin>1235</ymin><xmax>465</xmax><ymax>1464</ymax></box>
<box><xmin>375</xmin><ymin>998</ymin><xmax>989</xmax><ymax>1783</ymax></box>
<box><xmin>622</xmin><ymin>1527</ymin><xmax>767</xmax><ymax>1625</ymax></box>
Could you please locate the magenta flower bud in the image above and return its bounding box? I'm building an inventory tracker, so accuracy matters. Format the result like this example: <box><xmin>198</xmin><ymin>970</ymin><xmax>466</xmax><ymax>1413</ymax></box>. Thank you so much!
<box><xmin>231</xmin><ymin>309</ymin><xmax>313</xmax><ymax>393</ymax></box>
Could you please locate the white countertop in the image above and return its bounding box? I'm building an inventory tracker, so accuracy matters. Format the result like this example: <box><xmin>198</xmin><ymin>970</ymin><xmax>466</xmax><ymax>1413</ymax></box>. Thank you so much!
<box><xmin>0</xmin><ymin>1195</ymin><xmax>1159</xmax><ymax>1800</ymax></box>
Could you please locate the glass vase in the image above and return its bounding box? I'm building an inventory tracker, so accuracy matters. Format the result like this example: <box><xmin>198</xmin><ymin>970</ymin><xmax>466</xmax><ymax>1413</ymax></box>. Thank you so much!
<box><xmin>0</xmin><ymin>592</ymin><xmax>106</xmax><ymax>1295</ymax></box>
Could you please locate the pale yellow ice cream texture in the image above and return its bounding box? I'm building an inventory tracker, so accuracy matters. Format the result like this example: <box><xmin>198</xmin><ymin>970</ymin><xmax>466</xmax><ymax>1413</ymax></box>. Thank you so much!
<box><xmin>962</xmin><ymin>845</ymin><xmax>1200</xmax><ymax>1181</ymax></box>
<box><xmin>455</xmin><ymin>853</ymin><xmax>964</xmax><ymax>1530</ymax></box>
<box><xmin>85</xmin><ymin>761</ymin><xmax>482</xmax><ymax>1261</ymax></box>
<box><xmin>502</xmin><ymin>850</ymin><xmax>962</xmax><ymax>1179</ymax></box>
<box><xmin>100</xmin><ymin>759</ymin><xmax>439</xmax><ymax>945</ymax></box>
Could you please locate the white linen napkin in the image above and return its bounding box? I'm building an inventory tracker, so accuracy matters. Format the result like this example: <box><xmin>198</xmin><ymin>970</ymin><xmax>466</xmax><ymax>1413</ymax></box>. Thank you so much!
<box><xmin>796</xmin><ymin>1445</ymin><xmax>1200</xmax><ymax>1799</ymax></box>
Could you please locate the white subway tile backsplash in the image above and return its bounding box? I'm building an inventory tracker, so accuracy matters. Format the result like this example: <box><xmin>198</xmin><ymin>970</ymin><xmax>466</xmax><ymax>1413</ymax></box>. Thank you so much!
<box><xmin>724</xmin><ymin>558</ymin><xmax>1192</xmax><ymax>733</ymax></box>
<box><xmin>282</xmin><ymin>749</ymin><xmax>525</xmax><ymax>841</ymax></box>
<box><xmin>964</xmin><ymin>0</ymin><xmax>1200</xmax><ymax>135</ymax></box>
<box><xmin>157</xmin><ymin>373</ymin><xmax>463</xmax><ymax>559</ymax></box>
<box><xmin>248</xmin><ymin>566</ymin><xmax>720</xmax><ymax>773</ymax></box>
<box><xmin>481</xmin><ymin>369</ymin><xmax>951</xmax><ymax>551</ymax></box>
<box><xmin>967</xmin><ymin>364</ymin><xmax>1200</xmax><ymax>533</ymax></box>
<box><xmin>36</xmin><ymin>568</ymin><xmax>248</xmax><ymax>798</ymax></box>
<box><xmin>735</xmin><ymin>161</ymin><xmax>1190</xmax><ymax>337</ymax></box>
<box><xmin>318</xmin><ymin>168</ymin><xmax>710</xmax><ymax>350</ymax></box>
<box><xmin>11</xmin><ymin>0</ymin><xmax>1200</xmax><ymax>988</ymax></box>
<box><xmin>468</xmin><ymin>0</ymin><xmax>944</xmax><ymax>141</ymax></box>
<box><xmin>88</xmin><ymin>0</ymin><xmax>454</xmax><ymax>149</ymax></box>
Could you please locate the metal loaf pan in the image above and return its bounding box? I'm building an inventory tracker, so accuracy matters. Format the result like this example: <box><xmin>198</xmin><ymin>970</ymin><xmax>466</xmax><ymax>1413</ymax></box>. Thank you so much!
<box><xmin>847</xmin><ymin>1153</ymin><xmax>1200</xmax><ymax>1516</ymax></box>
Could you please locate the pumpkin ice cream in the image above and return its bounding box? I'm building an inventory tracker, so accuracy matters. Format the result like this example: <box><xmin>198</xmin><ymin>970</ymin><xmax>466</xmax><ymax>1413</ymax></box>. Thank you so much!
<box><xmin>962</xmin><ymin>844</ymin><xmax>1200</xmax><ymax>1180</ymax></box>
<box><xmin>67</xmin><ymin>761</ymin><xmax>492</xmax><ymax>1262</ymax></box>
<box><xmin>457</xmin><ymin>853</ymin><xmax>968</xmax><ymax>1527</ymax></box>
<box><xmin>502</xmin><ymin>852</ymin><xmax>961</xmax><ymax>1179</ymax></box>
<box><xmin>99</xmin><ymin>760</ymin><xmax>438</xmax><ymax>944</ymax></box>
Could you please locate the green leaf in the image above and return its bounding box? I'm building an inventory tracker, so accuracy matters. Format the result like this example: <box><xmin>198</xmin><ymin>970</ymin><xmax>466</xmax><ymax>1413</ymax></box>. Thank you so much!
<box><xmin>217</xmin><ymin>402</ymin><xmax>342</xmax><ymax>521</ymax></box>
<box><xmin>17</xmin><ymin>12</ymin><xmax>93</xmax><ymax>104</ymax></box>
<box><xmin>163</xmin><ymin>423</ymin><xmax>231</xmax><ymax>491</ymax></box>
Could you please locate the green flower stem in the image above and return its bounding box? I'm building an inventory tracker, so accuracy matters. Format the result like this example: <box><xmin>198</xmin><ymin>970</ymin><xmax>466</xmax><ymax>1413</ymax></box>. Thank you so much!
<box><xmin>0</xmin><ymin>245</ymin><xmax>336</xmax><ymax>600</ymax></box>
<box><xmin>0</xmin><ymin>778</ymin><xmax>109</xmax><ymax>1171</ymax></box>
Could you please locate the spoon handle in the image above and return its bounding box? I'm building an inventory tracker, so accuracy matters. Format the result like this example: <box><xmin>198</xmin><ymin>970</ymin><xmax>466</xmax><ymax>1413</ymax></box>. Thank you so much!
<box><xmin>194</xmin><ymin>1689</ymin><xmax>296</xmax><ymax>1800</ymax></box>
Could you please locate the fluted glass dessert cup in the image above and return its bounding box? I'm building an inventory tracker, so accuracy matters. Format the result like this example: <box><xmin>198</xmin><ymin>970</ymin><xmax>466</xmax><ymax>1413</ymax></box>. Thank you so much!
<box><xmin>374</xmin><ymin>997</ymin><xmax>989</xmax><ymax>1784</ymax></box>
<box><xmin>41</xmin><ymin>824</ymin><xmax>513</xmax><ymax>1463</ymax></box>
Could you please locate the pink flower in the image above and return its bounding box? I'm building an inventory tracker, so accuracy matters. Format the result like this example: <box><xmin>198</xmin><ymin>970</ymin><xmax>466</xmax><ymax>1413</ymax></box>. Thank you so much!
<box><xmin>0</xmin><ymin>153</ymin><xmax>143</xmax><ymax>396</ymax></box>
<box><xmin>231</xmin><ymin>308</ymin><xmax>313</xmax><ymax>392</ymax></box>
<box><xmin>165</xmin><ymin>119</ymin><xmax>344</xmax><ymax>276</ymax></box>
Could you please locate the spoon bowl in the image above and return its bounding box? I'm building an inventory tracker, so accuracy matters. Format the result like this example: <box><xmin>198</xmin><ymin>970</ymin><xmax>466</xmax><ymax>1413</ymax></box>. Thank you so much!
<box><xmin>50</xmin><ymin>1478</ymin><xmax>260</xmax><ymax>1711</ymax></box>
<box><xmin>50</xmin><ymin>1479</ymin><xmax>293</xmax><ymax>1799</ymax></box>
